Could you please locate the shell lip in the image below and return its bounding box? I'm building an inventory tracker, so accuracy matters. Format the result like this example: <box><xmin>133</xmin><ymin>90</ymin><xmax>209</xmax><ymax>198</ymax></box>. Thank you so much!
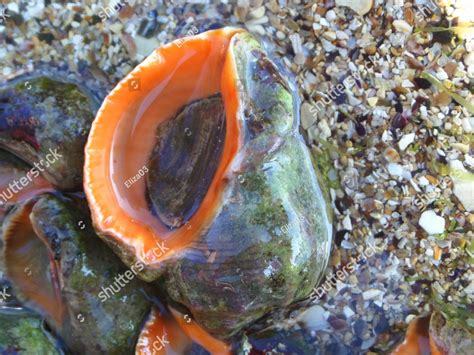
<box><xmin>2</xmin><ymin>196</ymin><xmax>65</xmax><ymax>329</ymax></box>
<box><xmin>84</xmin><ymin>27</ymin><xmax>246</xmax><ymax>275</ymax></box>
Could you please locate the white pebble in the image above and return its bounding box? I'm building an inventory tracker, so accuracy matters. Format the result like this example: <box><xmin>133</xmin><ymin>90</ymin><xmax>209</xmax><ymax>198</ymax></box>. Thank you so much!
<box><xmin>436</xmin><ymin>70</ymin><xmax>449</xmax><ymax>81</ymax></box>
<box><xmin>392</xmin><ymin>20</ymin><xmax>413</xmax><ymax>33</ymax></box>
<box><xmin>450</xmin><ymin>161</ymin><xmax>474</xmax><ymax>212</ymax></box>
<box><xmin>462</xmin><ymin>117</ymin><xmax>473</xmax><ymax>133</ymax></box>
<box><xmin>398</xmin><ymin>133</ymin><xmax>415</xmax><ymax>151</ymax></box>
<box><xmin>419</xmin><ymin>210</ymin><xmax>445</xmax><ymax>235</ymax></box>
<box><xmin>298</xmin><ymin>305</ymin><xmax>330</xmax><ymax>330</ymax></box>
<box><xmin>464</xmin><ymin>52</ymin><xmax>474</xmax><ymax>67</ymax></box>
<box><xmin>342</xmin><ymin>214</ymin><xmax>353</xmax><ymax>231</ymax></box>
<box><xmin>335</xmin><ymin>0</ymin><xmax>373</xmax><ymax>16</ymax></box>
<box><xmin>325</xmin><ymin>10</ymin><xmax>337</xmax><ymax>21</ymax></box>
<box><xmin>387</xmin><ymin>163</ymin><xmax>404</xmax><ymax>177</ymax></box>
<box><xmin>362</xmin><ymin>289</ymin><xmax>383</xmax><ymax>300</ymax></box>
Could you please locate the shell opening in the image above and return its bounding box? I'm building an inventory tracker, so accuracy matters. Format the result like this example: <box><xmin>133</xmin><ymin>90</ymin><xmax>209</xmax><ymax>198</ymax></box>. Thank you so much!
<box><xmin>3</xmin><ymin>200</ymin><xmax>65</xmax><ymax>328</ymax></box>
<box><xmin>84</xmin><ymin>27</ymin><xmax>244</xmax><ymax>268</ymax></box>
<box><xmin>146</xmin><ymin>95</ymin><xmax>226</xmax><ymax>229</ymax></box>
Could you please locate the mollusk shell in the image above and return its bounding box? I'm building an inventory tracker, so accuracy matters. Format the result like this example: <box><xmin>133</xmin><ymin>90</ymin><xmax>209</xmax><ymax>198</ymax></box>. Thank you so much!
<box><xmin>84</xmin><ymin>27</ymin><xmax>332</xmax><ymax>339</ymax></box>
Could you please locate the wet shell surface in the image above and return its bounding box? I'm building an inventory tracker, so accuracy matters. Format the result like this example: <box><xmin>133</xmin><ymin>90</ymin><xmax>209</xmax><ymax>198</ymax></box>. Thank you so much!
<box><xmin>0</xmin><ymin>309</ymin><xmax>60</xmax><ymax>354</ymax></box>
<box><xmin>0</xmin><ymin>74</ymin><xmax>100</xmax><ymax>191</ymax></box>
<box><xmin>3</xmin><ymin>194</ymin><xmax>150</xmax><ymax>354</ymax></box>
<box><xmin>84</xmin><ymin>27</ymin><xmax>332</xmax><ymax>338</ymax></box>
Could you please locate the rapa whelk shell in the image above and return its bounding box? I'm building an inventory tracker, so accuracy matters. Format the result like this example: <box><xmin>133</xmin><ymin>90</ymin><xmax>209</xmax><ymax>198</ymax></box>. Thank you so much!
<box><xmin>84</xmin><ymin>27</ymin><xmax>332</xmax><ymax>339</ymax></box>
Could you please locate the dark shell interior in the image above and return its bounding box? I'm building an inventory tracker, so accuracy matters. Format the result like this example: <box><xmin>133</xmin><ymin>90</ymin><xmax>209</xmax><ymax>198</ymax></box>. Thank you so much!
<box><xmin>146</xmin><ymin>95</ymin><xmax>226</xmax><ymax>229</ymax></box>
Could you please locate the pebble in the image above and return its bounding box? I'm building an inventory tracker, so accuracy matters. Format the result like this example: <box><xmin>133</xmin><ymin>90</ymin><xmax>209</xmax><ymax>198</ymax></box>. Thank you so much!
<box><xmin>6</xmin><ymin>2</ymin><xmax>19</xmax><ymax>12</ymax></box>
<box><xmin>451</xmin><ymin>142</ymin><xmax>469</xmax><ymax>154</ymax></box>
<box><xmin>450</xmin><ymin>161</ymin><xmax>474</xmax><ymax>212</ymax></box>
<box><xmin>342</xmin><ymin>214</ymin><xmax>353</xmax><ymax>230</ymax></box>
<box><xmin>387</xmin><ymin>163</ymin><xmax>404</xmax><ymax>177</ymax></box>
<box><xmin>336</xmin><ymin>30</ymin><xmax>349</xmax><ymax>40</ymax></box>
<box><xmin>343</xmin><ymin>305</ymin><xmax>355</xmax><ymax>318</ymax></box>
<box><xmin>134</xmin><ymin>35</ymin><xmax>161</xmax><ymax>58</ymax></box>
<box><xmin>318</xmin><ymin>119</ymin><xmax>332</xmax><ymax>140</ymax></box>
<box><xmin>276</xmin><ymin>30</ymin><xmax>285</xmax><ymax>40</ymax></box>
<box><xmin>402</xmin><ymin>79</ymin><xmax>415</xmax><ymax>88</ymax></box>
<box><xmin>325</xmin><ymin>10</ymin><xmax>337</xmax><ymax>21</ymax></box>
<box><xmin>367</xmin><ymin>97</ymin><xmax>378</xmax><ymax>107</ymax></box>
<box><xmin>384</xmin><ymin>147</ymin><xmax>400</xmax><ymax>163</ymax></box>
<box><xmin>464</xmin><ymin>52</ymin><xmax>474</xmax><ymax>67</ymax></box>
<box><xmin>246</xmin><ymin>24</ymin><xmax>265</xmax><ymax>36</ymax></box>
<box><xmin>245</xmin><ymin>16</ymin><xmax>268</xmax><ymax>26</ymax></box>
<box><xmin>398</xmin><ymin>133</ymin><xmax>415</xmax><ymax>151</ymax></box>
<box><xmin>109</xmin><ymin>23</ymin><xmax>123</xmax><ymax>34</ymax></box>
<box><xmin>323</xmin><ymin>31</ymin><xmax>337</xmax><ymax>41</ymax></box>
<box><xmin>392</xmin><ymin>20</ymin><xmax>413</xmax><ymax>33</ymax></box>
<box><xmin>353</xmin><ymin>319</ymin><xmax>369</xmax><ymax>338</ymax></box>
<box><xmin>419</xmin><ymin>210</ymin><xmax>446</xmax><ymax>235</ymax></box>
<box><xmin>301</xmin><ymin>102</ymin><xmax>316</xmax><ymax>130</ymax></box>
<box><xmin>298</xmin><ymin>305</ymin><xmax>330</xmax><ymax>330</ymax></box>
<box><xmin>248</xmin><ymin>6</ymin><xmax>265</xmax><ymax>19</ymax></box>
<box><xmin>335</xmin><ymin>0</ymin><xmax>373</xmax><ymax>16</ymax></box>
<box><xmin>436</xmin><ymin>70</ymin><xmax>449</xmax><ymax>81</ymax></box>
<box><xmin>462</xmin><ymin>117</ymin><xmax>473</xmax><ymax>133</ymax></box>
<box><xmin>362</xmin><ymin>289</ymin><xmax>383</xmax><ymax>300</ymax></box>
<box><xmin>321</xmin><ymin>38</ymin><xmax>336</xmax><ymax>52</ymax></box>
<box><xmin>294</xmin><ymin>53</ymin><xmax>306</xmax><ymax>65</ymax></box>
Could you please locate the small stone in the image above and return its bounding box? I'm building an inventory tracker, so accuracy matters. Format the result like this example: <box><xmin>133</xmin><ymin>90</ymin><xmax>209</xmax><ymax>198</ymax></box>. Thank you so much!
<box><xmin>436</xmin><ymin>70</ymin><xmax>449</xmax><ymax>81</ymax></box>
<box><xmin>294</xmin><ymin>53</ymin><xmax>306</xmax><ymax>65</ymax></box>
<box><xmin>444</xmin><ymin>62</ymin><xmax>458</xmax><ymax>77</ymax></box>
<box><xmin>323</xmin><ymin>31</ymin><xmax>337</xmax><ymax>41</ymax></box>
<box><xmin>363</xmin><ymin>47</ymin><xmax>376</xmax><ymax>58</ymax></box>
<box><xmin>387</xmin><ymin>163</ymin><xmax>404</xmax><ymax>177</ymax></box>
<box><xmin>298</xmin><ymin>305</ymin><xmax>330</xmax><ymax>330</ymax></box>
<box><xmin>384</xmin><ymin>147</ymin><xmax>400</xmax><ymax>163</ymax></box>
<box><xmin>276</xmin><ymin>31</ymin><xmax>285</xmax><ymax>40</ymax></box>
<box><xmin>325</xmin><ymin>10</ymin><xmax>337</xmax><ymax>21</ymax></box>
<box><xmin>402</xmin><ymin>79</ymin><xmax>415</xmax><ymax>88</ymax></box>
<box><xmin>134</xmin><ymin>35</ymin><xmax>161</xmax><ymax>58</ymax></box>
<box><xmin>336</xmin><ymin>30</ymin><xmax>349</xmax><ymax>40</ymax></box>
<box><xmin>367</xmin><ymin>97</ymin><xmax>378</xmax><ymax>107</ymax></box>
<box><xmin>248</xmin><ymin>6</ymin><xmax>265</xmax><ymax>19</ymax></box>
<box><xmin>321</xmin><ymin>38</ymin><xmax>336</xmax><ymax>52</ymax></box>
<box><xmin>343</xmin><ymin>306</ymin><xmax>355</xmax><ymax>318</ymax></box>
<box><xmin>464</xmin><ymin>52</ymin><xmax>474</xmax><ymax>67</ymax></box>
<box><xmin>335</xmin><ymin>0</ymin><xmax>373</xmax><ymax>16</ymax></box>
<box><xmin>467</xmin><ymin>214</ymin><xmax>474</xmax><ymax>224</ymax></box>
<box><xmin>342</xmin><ymin>214</ymin><xmax>352</xmax><ymax>231</ymax></box>
<box><xmin>433</xmin><ymin>92</ymin><xmax>452</xmax><ymax>107</ymax></box>
<box><xmin>362</xmin><ymin>289</ymin><xmax>383</xmax><ymax>300</ymax></box>
<box><xmin>393</xmin><ymin>20</ymin><xmax>413</xmax><ymax>33</ymax></box>
<box><xmin>451</xmin><ymin>143</ymin><xmax>469</xmax><ymax>154</ymax></box>
<box><xmin>109</xmin><ymin>23</ymin><xmax>123</xmax><ymax>34</ymax></box>
<box><xmin>450</xmin><ymin>161</ymin><xmax>474</xmax><ymax>212</ymax></box>
<box><xmin>246</xmin><ymin>24</ymin><xmax>265</xmax><ymax>36</ymax></box>
<box><xmin>462</xmin><ymin>117</ymin><xmax>473</xmax><ymax>133</ymax></box>
<box><xmin>318</xmin><ymin>119</ymin><xmax>332</xmax><ymax>140</ymax></box>
<box><xmin>398</xmin><ymin>133</ymin><xmax>415</xmax><ymax>151</ymax></box>
<box><xmin>301</xmin><ymin>102</ymin><xmax>316</xmax><ymax>130</ymax></box>
<box><xmin>419</xmin><ymin>210</ymin><xmax>446</xmax><ymax>235</ymax></box>
<box><xmin>353</xmin><ymin>319</ymin><xmax>369</xmax><ymax>338</ymax></box>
